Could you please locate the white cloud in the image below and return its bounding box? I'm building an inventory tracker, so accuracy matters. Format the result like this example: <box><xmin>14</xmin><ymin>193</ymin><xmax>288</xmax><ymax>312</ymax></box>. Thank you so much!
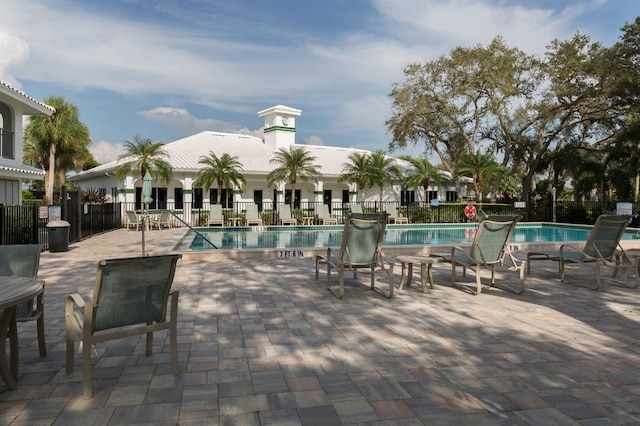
<box><xmin>304</xmin><ymin>135</ymin><xmax>325</xmax><ymax>146</ymax></box>
<box><xmin>138</xmin><ymin>107</ymin><xmax>264</xmax><ymax>139</ymax></box>
<box><xmin>90</xmin><ymin>140</ymin><xmax>124</xmax><ymax>164</ymax></box>
<box><xmin>0</xmin><ymin>29</ymin><xmax>29</xmax><ymax>87</ymax></box>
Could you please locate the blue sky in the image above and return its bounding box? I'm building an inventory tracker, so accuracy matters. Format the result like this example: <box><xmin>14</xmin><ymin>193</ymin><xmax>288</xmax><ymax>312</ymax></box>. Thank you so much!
<box><xmin>1</xmin><ymin>0</ymin><xmax>638</xmax><ymax>164</ymax></box>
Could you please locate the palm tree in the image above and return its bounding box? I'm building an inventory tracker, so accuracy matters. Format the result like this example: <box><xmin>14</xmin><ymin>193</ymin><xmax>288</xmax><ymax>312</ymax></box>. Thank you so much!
<box><xmin>266</xmin><ymin>146</ymin><xmax>320</xmax><ymax>206</ymax></box>
<box><xmin>366</xmin><ymin>150</ymin><xmax>403</xmax><ymax>205</ymax></box>
<box><xmin>457</xmin><ymin>151</ymin><xmax>506</xmax><ymax>202</ymax></box>
<box><xmin>338</xmin><ymin>152</ymin><xmax>370</xmax><ymax>204</ymax></box>
<box><xmin>194</xmin><ymin>152</ymin><xmax>246</xmax><ymax>204</ymax></box>
<box><xmin>400</xmin><ymin>155</ymin><xmax>443</xmax><ymax>202</ymax></box>
<box><xmin>114</xmin><ymin>136</ymin><xmax>172</xmax><ymax>184</ymax></box>
<box><xmin>24</xmin><ymin>95</ymin><xmax>90</xmax><ymax>204</ymax></box>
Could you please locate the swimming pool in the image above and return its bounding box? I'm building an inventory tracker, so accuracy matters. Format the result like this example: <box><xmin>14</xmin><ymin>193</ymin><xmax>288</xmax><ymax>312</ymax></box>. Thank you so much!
<box><xmin>174</xmin><ymin>222</ymin><xmax>638</xmax><ymax>251</ymax></box>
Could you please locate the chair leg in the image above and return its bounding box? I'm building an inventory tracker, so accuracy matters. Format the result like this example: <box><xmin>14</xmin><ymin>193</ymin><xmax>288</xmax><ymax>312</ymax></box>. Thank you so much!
<box><xmin>338</xmin><ymin>266</ymin><xmax>345</xmax><ymax>299</ymax></box>
<box><xmin>475</xmin><ymin>269</ymin><xmax>483</xmax><ymax>295</ymax></box>
<box><xmin>82</xmin><ymin>331</ymin><xmax>93</xmax><ymax>399</ymax></box>
<box><xmin>145</xmin><ymin>330</ymin><xmax>153</xmax><ymax>357</ymax></box>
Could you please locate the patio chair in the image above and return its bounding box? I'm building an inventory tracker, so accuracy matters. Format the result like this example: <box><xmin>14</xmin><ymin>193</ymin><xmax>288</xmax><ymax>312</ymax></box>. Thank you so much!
<box><xmin>315</xmin><ymin>212</ymin><xmax>393</xmax><ymax>299</ymax></box>
<box><xmin>526</xmin><ymin>215</ymin><xmax>636</xmax><ymax>290</ymax></box>
<box><xmin>65</xmin><ymin>254</ymin><xmax>182</xmax><ymax>399</ymax></box>
<box><xmin>278</xmin><ymin>204</ymin><xmax>298</xmax><ymax>225</ymax></box>
<box><xmin>317</xmin><ymin>204</ymin><xmax>338</xmax><ymax>225</ymax></box>
<box><xmin>431</xmin><ymin>216</ymin><xmax>525</xmax><ymax>295</ymax></box>
<box><xmin>152</xmin><ymin>210</ymin><xmax>172</xmax><ymax>229</ymax></box>
<box><xmin>125</xmin><ymin>211</ymin><xmax>142</xmax><ymax>231</ymax></box>
<box><xmin>245</xmin><ymin>204</ymin><xmax>263</xmax><ymax>226</ymax></box>
<box><xmin>0</xmin><ymin>244</ymin><xmax>46</xmax><ymax>357</ymax></box>
<box><xmin>386</xmin><ymin>204</ymin><xmax>408</xmax><ymax>224</ymax></box>
<box><xmin>350</xmin><ymin>203</ymin><xmax>363</xmax><ymax>214</ymax></box>
<box><xmin>208</xmin><ymin>204</ymin><xmax>224</xmax><ymax>227</ymax></box>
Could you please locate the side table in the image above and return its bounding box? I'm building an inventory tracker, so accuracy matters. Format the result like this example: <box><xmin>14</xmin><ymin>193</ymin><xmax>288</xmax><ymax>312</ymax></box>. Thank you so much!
<box><xmin>395</xmin><ymin>255</ymin><xmax>440</xmax><ymax>292</ymax></box>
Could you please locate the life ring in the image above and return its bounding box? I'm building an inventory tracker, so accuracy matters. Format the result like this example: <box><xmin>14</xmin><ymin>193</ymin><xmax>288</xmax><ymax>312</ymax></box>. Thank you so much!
<box><xmin>465</xmin><ymin>228</ymin><xmax>476</xmax><ymax>240</ymax></box>
<box><xmin>464</xmin><ymin>204</ymin><xmax>477</xmax><ymax>219</ymax></box>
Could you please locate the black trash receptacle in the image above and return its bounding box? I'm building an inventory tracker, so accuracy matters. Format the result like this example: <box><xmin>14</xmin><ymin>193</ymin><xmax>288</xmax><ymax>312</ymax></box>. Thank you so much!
<box><xmin>47</xmin><ymin>220</ymin><xmax>70</xmax><ymax>252</ymax></box>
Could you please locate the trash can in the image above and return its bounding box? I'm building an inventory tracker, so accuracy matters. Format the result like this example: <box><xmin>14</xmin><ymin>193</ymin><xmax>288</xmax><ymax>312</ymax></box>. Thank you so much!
<box><xmin>47</xmin><ymin>220</ymin><xmax>70</xmax><ymax>252</ymax></box>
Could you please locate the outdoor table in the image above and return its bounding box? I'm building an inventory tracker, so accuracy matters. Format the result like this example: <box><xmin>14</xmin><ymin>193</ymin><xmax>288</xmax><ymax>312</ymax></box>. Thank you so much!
<box><xmin>302</xmin><ymin>216</ymin><xmax>314</xmax><ymax>225</ymax></box>
<box><xmin>395</xmin><ymin>255</ymin><xmax>440</xmax><ymax>293</ymax></box>
<box><xmin>0</xmin><ymin>277</ymin><xmax>45</xmax><ymax>390</ymax></box>
<box><xmin>228</xmin><ymin>217</ymin><xmax>243</xmax><ymax>226</ymax></box>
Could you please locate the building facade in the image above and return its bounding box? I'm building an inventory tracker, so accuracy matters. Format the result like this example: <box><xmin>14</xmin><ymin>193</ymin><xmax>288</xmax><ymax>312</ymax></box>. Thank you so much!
<box><xmin>0</xmin><ymin>81</ymin><xmax>54</xmax><ymax>205</ymax></box>
<box><xmin>70</xmin><ymin>105</ymin><xmax>458</xmax><ymax>214</ymax></box>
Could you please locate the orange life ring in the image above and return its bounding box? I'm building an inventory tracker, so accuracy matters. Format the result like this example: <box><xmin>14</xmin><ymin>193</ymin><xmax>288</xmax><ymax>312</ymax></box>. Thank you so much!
<box><xmin>464</xmin><ymin>204</ymin><xmax>477</xmax><ymax>219</ymax></box>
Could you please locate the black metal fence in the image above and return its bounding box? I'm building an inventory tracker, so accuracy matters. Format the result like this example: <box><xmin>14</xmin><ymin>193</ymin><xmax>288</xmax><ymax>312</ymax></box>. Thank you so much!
<box><xmin>2</xmin><ymin>199</ymin><xmax>638</xmax><ymax>249</ymax></box>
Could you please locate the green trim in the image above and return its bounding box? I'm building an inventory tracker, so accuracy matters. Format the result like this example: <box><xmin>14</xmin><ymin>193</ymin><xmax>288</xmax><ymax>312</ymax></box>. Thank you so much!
<box><xmin>264</xmin><ymin>126</ymin><xmax>296</xmax><ymax>133</ymax></box>
<box><xmin>118</xmin><ymin>188</ymin><xmax>135</xmax><ymax>194</ymax></box>
<box><xmin>275</xmin><ymin>190</ymin><xmax>284</xmax><ymax>194</ymax></box>
<box><xmin>313</xmin><ymin>191</ymin><xmax>324</xmax><ymax>195</ymax></box>
<box><xmin>348</xmin><ymin>191</ymin><xmax>358</xmax><ymax>195</ymax></box>
<box><xmin>232</xmin><ymin>189</ymin><xmax>243</xmax><ymax>194</ymax></box>
<box><xmin>182</xmin><ymin>189</ymin><xmax>193</xmax><ymax>194</ymax></box>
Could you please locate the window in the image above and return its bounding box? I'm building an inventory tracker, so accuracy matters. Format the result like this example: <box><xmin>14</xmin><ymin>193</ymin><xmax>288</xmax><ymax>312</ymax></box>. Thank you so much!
<box><xmin>426</xmin><ymin>190</ymin><xmax>438</xmax><ymax>202</ymax></box>
<box><xmin>284</xmin><ymin>189</ymin><xmax>301</xmax><ymax>209</ymax></box>
<box><xmin>193</xmin><ymin>188</ymin><xmax>203</xmax><ymax>209</ymax></box>
<box><xmin>210</xmin><ymin>189</ymin><xmax>233</xmax><ymax>208</ymax></box>
<box><xmin>254</xmin><ymin>190</ymin><xmax>263</xmax><ymax>211</ymax></box>
<box><xmin>400</xmin><ymin>190</ymin><xmax>415</xmax><ymax>206</ymax></box>
<box><xmin>174</xmin><ymin>188</ymin><xmax>183</xmax><ymax>210</ymax></box>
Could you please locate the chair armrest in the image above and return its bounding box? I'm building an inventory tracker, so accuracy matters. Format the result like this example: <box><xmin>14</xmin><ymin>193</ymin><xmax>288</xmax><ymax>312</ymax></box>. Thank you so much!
<box><xmin>67</xmin><ymin>293</ymin><xmax>86</xmax><ymax>309</ymax></box>
<box><xmin>65</xmin><ymin>293</ymin><xmax>87</xmax><ymax>332</ymax></box>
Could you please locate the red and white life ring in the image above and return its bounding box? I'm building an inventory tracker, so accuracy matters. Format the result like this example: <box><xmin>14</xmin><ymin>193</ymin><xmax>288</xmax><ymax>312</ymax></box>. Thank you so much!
<box><xmin>464</xmin><ymin>204</ymin><xmax>477</xmax><ymax>219</ymax></box>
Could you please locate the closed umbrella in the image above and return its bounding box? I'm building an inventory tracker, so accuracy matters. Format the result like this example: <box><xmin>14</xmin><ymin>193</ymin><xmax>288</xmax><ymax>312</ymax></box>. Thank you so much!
<box><xmin>141</xmin><ymin>171</ymin><xmax>153</xmax><ymax>256</ymax></box>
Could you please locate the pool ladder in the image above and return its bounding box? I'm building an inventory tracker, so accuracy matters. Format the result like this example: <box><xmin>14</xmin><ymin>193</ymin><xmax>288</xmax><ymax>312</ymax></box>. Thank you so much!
<box><xmin>164</xmin><ymin>210</ymin><xmax>219</xmax><ymax>249</ymax></box>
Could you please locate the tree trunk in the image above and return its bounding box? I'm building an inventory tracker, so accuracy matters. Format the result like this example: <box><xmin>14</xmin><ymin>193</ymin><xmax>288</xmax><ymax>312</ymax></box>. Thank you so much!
<box><xmin>45</xmin><ymin>142</ymin><xmax>56</xmax><ymax>204</ymax></box>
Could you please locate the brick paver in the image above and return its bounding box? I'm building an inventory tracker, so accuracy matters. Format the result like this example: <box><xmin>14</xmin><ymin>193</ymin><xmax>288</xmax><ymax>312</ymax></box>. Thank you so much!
<box><xmin>1</xmin><ymin>227</ymin><xmax>640</xmax><ymax>424</ymax></box>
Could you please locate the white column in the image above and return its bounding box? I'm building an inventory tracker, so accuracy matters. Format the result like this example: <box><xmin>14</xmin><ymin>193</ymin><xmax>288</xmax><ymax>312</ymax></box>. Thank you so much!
<box><xmin>183</xmin><ymin>177</ymin><xmax>193</xmax><ymax>225</ymax></box>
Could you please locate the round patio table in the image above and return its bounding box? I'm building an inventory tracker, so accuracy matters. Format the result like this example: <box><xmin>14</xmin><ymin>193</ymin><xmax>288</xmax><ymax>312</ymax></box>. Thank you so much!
<box><xmin>0</xmin><ymin>277</ymin><xmax>44</xmax><ymax>390</ymax></box>
<box><xmin>395</xmin><ymin>255</ymin><xmax>440</xmax><ymax>293</ymax></box>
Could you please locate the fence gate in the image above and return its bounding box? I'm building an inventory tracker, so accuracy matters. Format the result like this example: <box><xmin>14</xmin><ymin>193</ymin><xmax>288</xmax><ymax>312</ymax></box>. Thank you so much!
<box><xmin>62</xmin><ymin>188</ymin><xmax>81</xmax><ymax>243</ymax></box>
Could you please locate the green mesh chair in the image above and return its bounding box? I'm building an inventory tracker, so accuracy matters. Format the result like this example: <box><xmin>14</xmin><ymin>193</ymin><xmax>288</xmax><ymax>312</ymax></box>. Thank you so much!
<box><xmin>245</xmin><ymin>204</ymin><xmax>262</xmax><ymax>226</ymax></box>
<box><xmin>125</xmin><ymin>211</ymin><xmax>142</xmax><ymax>231</ymax></box>
<box><xmin>208</xmin><ymin>204</ymin><xmax>224</xmax><ymax>226</ymax></box>
<box><xmin>315</xmin><ymin>212</ymin><xmax>392</xmax><ymax>299</ymax></box>
<box><xmin>65</xmin><ymin>254</ymin><xmax>182</xmax><ymax>399</ymax></box>
<box><xmin>0</xmin><ymin>244</ymin><xmax>46</xmax><ymax>357</ymax></box>
<box><xmin>527</xmin><ymin>215</ymin><xmax>635</xmax><ymax>290</ymax></box>
<box><xmin>432</xmin><ymin>216</ymin><xmax>524</xmax><ymax>295</ymax></box>
<box><xmin>277</xmin><ymin>204</ymin><xmax>298</xmax><ymax>225</ymax></box>
<box><xmin>152</xmin><ymin>210</ymin><xmax>172</xmax><ymax>229</ymax></box>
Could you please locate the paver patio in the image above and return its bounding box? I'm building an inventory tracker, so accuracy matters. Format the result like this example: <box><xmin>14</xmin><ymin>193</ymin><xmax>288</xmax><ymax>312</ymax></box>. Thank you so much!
<box><xmin>1</xmin><ymin>227</ymin><xmax>640</xmax><ymax>425</ymax></box>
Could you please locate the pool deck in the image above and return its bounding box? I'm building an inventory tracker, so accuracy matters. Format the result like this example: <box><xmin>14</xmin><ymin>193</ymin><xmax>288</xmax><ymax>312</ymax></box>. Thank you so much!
<box><xmin>2</xmin><ymin>227</ymin><xmax>640</xmax><ymax>424</ymax></box>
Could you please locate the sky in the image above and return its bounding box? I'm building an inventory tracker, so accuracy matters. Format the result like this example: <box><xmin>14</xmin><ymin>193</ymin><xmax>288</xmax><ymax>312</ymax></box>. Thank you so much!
<box><xmin>1</xmin><ymin>0</ymin><xmax>638</xmax><ymax>165</ymax></box>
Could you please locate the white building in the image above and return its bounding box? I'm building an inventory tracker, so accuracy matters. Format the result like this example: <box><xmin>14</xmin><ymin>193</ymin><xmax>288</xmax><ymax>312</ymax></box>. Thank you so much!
<box><xmin>0</xmin><ymin>82</ymin><xmax>54</xmax><ymax>205</ymax></box>
<box><xmin>70</xmin><ymin>105</ymin><xmax>458</xmax><ymax>214</ymax></box>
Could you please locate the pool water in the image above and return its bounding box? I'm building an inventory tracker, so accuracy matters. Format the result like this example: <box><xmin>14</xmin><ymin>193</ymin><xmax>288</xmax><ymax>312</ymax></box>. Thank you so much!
<box><xmin>175</xmin><ymin>223</ymin><xmax>637</xmax><ymax>251</ymax></box>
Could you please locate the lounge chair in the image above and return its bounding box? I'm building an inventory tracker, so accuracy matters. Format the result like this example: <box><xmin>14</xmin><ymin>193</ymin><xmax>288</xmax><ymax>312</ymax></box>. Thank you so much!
<box><xmin>208</xmin><ymin>204</ymin><xmax>224</xmax><ymax>226</ymax></box>
<box><xmin>278</xmin><ymin>204</ymin><xmax>297</xmax><ymax>225</ymax></box>
<box><xmin>526</xmin><ymin>214</ymin><xmax>636</xmax><ymax>290</ymax></box>
<box><xmin>386</xmin><ymin>204</ymin><xmax>408</xmax><ymax>224</ymax></box>
<box><xmin>317</xmin><ymin>204</ymin><xmax>338</xmax><ymax>225</ymax></box>
<box><xmin>0</xmin><ymin>244</ymin><xmax>46</xmax><ymax>357</ymax></box>
<box><xmin>125</xmin><ymin>211</ymin><xmax>142</xmax><ymax>231</ymax></box>
<box><xmin>315</xmin><ymin>212</ymin><xmax>393</xmax><ymax>299</ymax></box>
<box><xmin>152</xmin><ymin>210</ymin><xmax>172</xmax><ymax>229</ymax></box>
<box><xmin>65</xmin><ymin>254</ymin><xmax>182</xmax><ymax>399</ymax></box>
<box><xmin>431</xmin><ymin>216</ymin><xmax>524</xmax><ymax>295</ymax></box>
<box><xmin>245</xmin><ymin>204</ymin><xmax>263</xmax><ymax>226</ymax></box>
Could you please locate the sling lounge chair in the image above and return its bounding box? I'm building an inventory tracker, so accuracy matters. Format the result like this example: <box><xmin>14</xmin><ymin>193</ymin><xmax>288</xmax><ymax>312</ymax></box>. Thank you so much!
<box><xmin>125</xmin><ymin>211</ymin><xmax>142</xmax><ymax>231</ymax></box>
<box><xmin>350</xmin><ymin>203</ymin><xmax>363</xmax><ymax>214</ymax></box>
<box><xmin>246</xmin><ymin>204</ymin><xmax>262</xmax><ymax>226</ymax></box>
<box><xmin>152</xmin><ymin>210</ymin><xmax>172</xmax><ymax>229</ymax></box>
<box><xmin>0</xmin><ymin>244</ymin><xmax>46</xmax><ymax>357</ymax></box>
<box><xmin>317</xmin><ymin>204</ymin><xmax>338</xmax><ymax>225</ymax></box>
<box><xmin>208</xmin><ymin>204</ymin><xmax>224</xmax><ymax>226</ymax></box>
<box><xmin>65</xmin><ymin>254</ymin><xmax>182</xmax><ymax>399</ymax></box>
<box><xmin>431</xmin><ymin>216</ymin><xmax>524</xmax><ymax>295</ymax></box>
<box><xmin>526</xmin><ymin>214</ymin><xmax>636</xmax><ymax>290</ymax></box>
<box><xmin>278</xmin><ymin>204</ymin><xmax>298</xmax><ymax>225</ymax></box>
<box><xmin>315</xmin><ymin>212</ymin><xmax>393</xmax><ymax>299</ymax></box>
<box><xmin>386</xmin><ymin>204</ymin><xmax>408</xmax><ymax>224</ymax></box>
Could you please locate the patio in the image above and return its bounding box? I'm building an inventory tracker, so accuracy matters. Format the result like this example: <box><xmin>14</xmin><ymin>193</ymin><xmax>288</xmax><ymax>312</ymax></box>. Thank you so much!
<box><xmin>1</xmin><ymin>228</ymin><xmax>640</xmax><ymax>424</ymax></box>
